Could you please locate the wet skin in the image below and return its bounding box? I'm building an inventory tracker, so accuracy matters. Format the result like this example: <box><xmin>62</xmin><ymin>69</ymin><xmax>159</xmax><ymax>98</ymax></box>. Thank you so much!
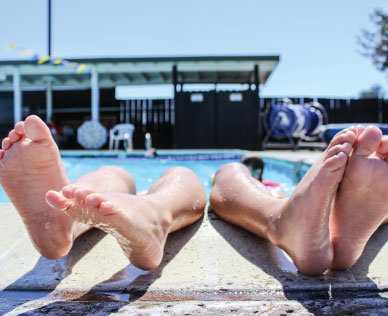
<box><xmin>2</xmin><ymin>115</ymin><xmax>388</xmax><ymax>274</ymax></box>
<box><xmin>0</xmin><ymin>115</ymin><xmax>206</xmax><ymax>269</ymax></box>
<box><xmin>330</xmin><ymin>126</ymin><xmax>388</xmax><ymax>269</ymax></box>
<box><xmin>211</xmin><ymin>128</ymin><xmax>357</xmax><ymax>275</ymax></box>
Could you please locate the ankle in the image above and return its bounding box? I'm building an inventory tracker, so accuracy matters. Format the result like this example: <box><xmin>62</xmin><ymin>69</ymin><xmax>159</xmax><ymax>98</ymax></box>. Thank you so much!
<box><xmin>143</xmin><ymin>194</ymin><xmax>173</xmax><ymax>233</ymax></box>
<box><xmin>265</xmin><ymin>198</ymin><xmax>289</xmax><ymax>244</ymax></box>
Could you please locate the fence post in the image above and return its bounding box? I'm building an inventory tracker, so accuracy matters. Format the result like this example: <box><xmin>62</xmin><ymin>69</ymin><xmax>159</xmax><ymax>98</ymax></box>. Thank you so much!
<box><xmin>378</xmin><ymin>98</ymin><xmax>383</xmax><ymax>123</ymax></box>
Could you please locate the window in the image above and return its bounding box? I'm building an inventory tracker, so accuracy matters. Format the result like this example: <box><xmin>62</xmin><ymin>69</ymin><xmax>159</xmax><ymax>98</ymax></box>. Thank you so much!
<box><xmin>190</xmin><ymin>93</ymin><xmax>204</xmax><ymax>102</ymax></box>
<box><xmin>229</xmin><ymin>93</ymin><xmax>243</xmax><ymax>102</ymax></box>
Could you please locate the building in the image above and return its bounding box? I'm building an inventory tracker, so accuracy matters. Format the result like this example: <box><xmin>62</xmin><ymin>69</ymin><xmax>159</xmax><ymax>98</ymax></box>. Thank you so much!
<box><xmin>0</xmin><ymin>55</ymin><xmax>280</xmax><ymax>149</ymax></box>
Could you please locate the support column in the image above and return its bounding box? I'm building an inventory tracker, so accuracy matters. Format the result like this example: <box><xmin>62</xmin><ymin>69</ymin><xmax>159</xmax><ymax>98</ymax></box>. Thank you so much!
<box><xmin>172</xmin><ymin>65</ymin><xmax>178</xmax><ymax>101</ymax></box>
<box><xmin>46</xmin><ymin>79</ymin><xmax>53</xmax><ymax>123</ymax></box>
<box><xmin>13</xmin><ymin>70</ymin><xmax>22</xmax><ymax>124</ymax></box>
<box><xmin>91</xmin><ymin>67</ymin><xmax>100</xmax><ymax>121</ymax></box>
<box><xmin>254</xmin><ymin>64</ymin><xmax>262</xmax><ymax>150</ymax></box>
<box><xmin>378</xmin><ymin>98</ymin><xmax>383</xmax><ymax>123</ymax></box>
<box><xmin>172</xmin><ymin>65</ymin><xmax>178</xmax><ymax>148</ymax></box>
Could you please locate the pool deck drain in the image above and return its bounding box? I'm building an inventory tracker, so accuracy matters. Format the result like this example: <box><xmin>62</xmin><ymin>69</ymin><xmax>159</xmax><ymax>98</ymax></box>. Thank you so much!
<box><xmin>1</xmin><ymin>151</ymin><xmax>388</xmax><ymax>315</ymax></box>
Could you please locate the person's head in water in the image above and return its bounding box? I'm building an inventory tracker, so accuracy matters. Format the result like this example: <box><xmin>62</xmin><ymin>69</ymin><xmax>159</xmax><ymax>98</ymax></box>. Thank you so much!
<box><xmin>241</xmin><ymin>156</ymin><xmax>264</xmax><ymax>181</ymax></box>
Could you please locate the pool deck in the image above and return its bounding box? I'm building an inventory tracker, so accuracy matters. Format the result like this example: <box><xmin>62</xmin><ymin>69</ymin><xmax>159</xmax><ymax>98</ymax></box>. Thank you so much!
<box><xmin>1</xmin><ymin>150</ymin><xmax>388</xmax><ymax>315</ymax></box>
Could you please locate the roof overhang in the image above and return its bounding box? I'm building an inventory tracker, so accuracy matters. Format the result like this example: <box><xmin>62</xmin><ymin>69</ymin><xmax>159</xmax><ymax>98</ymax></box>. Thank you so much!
<box><xmin>0</xmin><ymin>55</ymin><xmax>280</xmax><ymax>90</ymax></box>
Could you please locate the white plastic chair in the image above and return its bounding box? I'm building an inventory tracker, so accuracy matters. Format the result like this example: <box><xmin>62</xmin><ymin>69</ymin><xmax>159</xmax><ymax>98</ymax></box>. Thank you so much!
<box><xmin>109</xmin><ymin>123</ymin><xmax>135</xmax><ymax>150</ymax></box>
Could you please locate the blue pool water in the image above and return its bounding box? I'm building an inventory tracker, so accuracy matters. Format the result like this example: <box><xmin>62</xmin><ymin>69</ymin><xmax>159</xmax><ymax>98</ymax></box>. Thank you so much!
<box><xmin>0</xmin><ymin>154</ymin><xmax>309</xmax><ymax>203</ymax></box>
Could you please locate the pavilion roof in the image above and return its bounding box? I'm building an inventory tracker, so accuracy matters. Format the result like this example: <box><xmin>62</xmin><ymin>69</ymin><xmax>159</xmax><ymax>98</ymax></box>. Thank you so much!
<box><xmin>0</xmin><ymin>55</ymin><xmax>279</xmax><ymax>90</ymax></box>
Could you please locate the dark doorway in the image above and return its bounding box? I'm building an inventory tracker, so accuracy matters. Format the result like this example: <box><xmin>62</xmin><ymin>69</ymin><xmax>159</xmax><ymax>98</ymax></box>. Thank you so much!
<box><xmin>174</xmin><ymin>90</ymin><xmax>259</xmax><ymax>149</ymax></box>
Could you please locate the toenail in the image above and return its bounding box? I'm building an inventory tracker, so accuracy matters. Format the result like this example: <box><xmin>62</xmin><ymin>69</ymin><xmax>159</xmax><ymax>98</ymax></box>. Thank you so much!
<box><xmin>100</xmin><ymin>201</ymin><xmax>113</xmax><ymax>209</ymax></box>
<box><xmin>76</xmin><ymin>189</ymin><xmax>85</xmax><ymax>195</ymax></box>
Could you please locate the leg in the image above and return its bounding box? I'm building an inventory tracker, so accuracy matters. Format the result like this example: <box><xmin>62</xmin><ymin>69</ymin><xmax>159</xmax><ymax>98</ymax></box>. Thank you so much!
<box><xmin>46</xmin><ymin>167</ymin><xmax>207</xmax><ymax>270</ymax></box>
<box><xmin>210</xmin><ymin>128</ymin><xmax>357</xmax><ymax>275</ymax></box>
<box><xmin>0</xmin><ymin>115</ymin><xmax>135</xmax><ymax>259</ymax></box>
<box><xmin>330</xmin><ymin>126</ymin><xmax>388</xmax><ymax>269</ymax></box>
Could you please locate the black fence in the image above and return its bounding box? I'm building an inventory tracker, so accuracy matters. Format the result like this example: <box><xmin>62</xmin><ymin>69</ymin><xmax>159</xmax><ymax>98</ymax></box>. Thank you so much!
<box><xmin>122</xmin><ymin>99</ymin><xmax>173</xmax><ymax>149</ymax></box>
<box><xmin>0</xmin><ymin>89</ymin><xmax>387</xmax><ymax>149</ymax></box>
<box><xmin>0</xmin><ymin>89</ymin><xmax>173</xmax><ymax>149</ymax></box>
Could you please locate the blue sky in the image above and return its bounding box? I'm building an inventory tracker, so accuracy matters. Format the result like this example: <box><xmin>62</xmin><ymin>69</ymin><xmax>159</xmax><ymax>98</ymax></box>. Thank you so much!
<box><xmin>0</xmin><ymin>0</ymin><xmax>387</xmax><ymax>98</ymax></box>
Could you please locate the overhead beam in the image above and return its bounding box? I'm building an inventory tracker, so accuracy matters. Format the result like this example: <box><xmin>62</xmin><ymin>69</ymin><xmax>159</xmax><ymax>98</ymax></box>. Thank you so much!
<box><xmin>123</xmin><ymin>73</ymin><xmax>133</xmax><ymax>82</ymax></box>
<box><xmin>71</xmin><ymin>74</ymin><xmax>83</xmax><ymax>83</ymax></box>
<box><xmin>159</xmin><ymin>72</ymin><xmax>168</xmax><ymax>82</ymax></box>
<box><xmin>22</xmin><ymin>76</ymin><xmax>34</xmax><ymax>84</ymax></box>
<box><xmin>141</xmin><ymin>72</ymin><xmax>150</xmax><ymax>82</ymax></box>
<box><xmin>53</xmin><ymin>76</ymin><xmax>64</xmax><ymax>84</ymax></box>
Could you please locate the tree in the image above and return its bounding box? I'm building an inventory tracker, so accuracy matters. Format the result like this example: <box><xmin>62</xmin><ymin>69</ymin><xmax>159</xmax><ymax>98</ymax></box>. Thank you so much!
<box><xmin>359</xmin><ymin>84</ymin><xmax>386</xmax><ymax>99</ymax></box>
<box><xmin>359</xmin><ymin>8</ymin><xmax>388</xmax><ymax>74</ymax></box>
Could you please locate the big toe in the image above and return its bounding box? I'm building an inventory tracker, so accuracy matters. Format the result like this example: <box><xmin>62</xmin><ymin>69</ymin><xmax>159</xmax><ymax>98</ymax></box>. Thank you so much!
<box><xmin>46</xmin><ymin>190</ymin><xmax>72</xmax><ymax>211</ymax></box>
<box><xmin>353</xmin><ymin>125</ymin><xmax>382</xmax><ymax>157</ymax></box>
<box><xmin>24</xmin><ymin>115</ymin><xmax>52</xmax><ymax>142</ymax></box>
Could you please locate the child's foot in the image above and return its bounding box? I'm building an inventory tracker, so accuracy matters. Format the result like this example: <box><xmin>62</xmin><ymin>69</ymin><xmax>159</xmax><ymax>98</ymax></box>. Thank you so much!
<box><xmin>46</xmin><ymin>185</ymin><xmax>173</xmax><ymax>270</ymax></box>
<box><xmin>330</xmin><ymin>125</ymin><xmax>388</xmax><ymax>269</ymax></box>
<box><xmin>268</xmin><ymin>127</ymin><xmax>357</xmax><ymax>275</ymax></box>
<box><xmin>0</xmin><ymin>115</ymin><xmax>73</xmax><ymax>258</ymax></box>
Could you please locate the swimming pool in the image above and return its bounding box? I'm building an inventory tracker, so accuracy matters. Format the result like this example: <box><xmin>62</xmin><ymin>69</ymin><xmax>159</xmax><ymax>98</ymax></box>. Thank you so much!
<box><xmin>0</xmin><ymin>152</ymin><xmax>310</xmax><ymax>202</ymax></box>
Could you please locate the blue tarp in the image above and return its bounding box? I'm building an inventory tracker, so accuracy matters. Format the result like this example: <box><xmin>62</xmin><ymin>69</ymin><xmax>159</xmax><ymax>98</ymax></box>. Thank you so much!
<box><xmin>324</xmin><ymin>123</ymin><xmax>388</xmax><ymax>142</ymax></box>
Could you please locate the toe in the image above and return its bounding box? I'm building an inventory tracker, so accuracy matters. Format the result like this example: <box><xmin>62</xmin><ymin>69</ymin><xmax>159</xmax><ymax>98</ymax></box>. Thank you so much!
<box><xmin>46</xmin><ymin>190</ymin><xmax>73</xmax><ymax>211</ymax></box>
<box><xmin>85</xmin><ymin>194</ymin><xmax>120</xmax><ymax>216</ymax></box>
<box><xmin>0</xmin><ymin>150</ymin><xmax>4</xmax><ymax>160</ymax></box>
<box><xmin>327</xmin><ymin>142</ymin><xmax>352</xmax><ymax>158</ymax></box>
<box><xmin>353</xmin><ymin>125</ymin><xmax>382</xmax><ymax>157</ymax></box>
<box><xmin>376</xmin><ymin>136</ymin><xmax>388</xmax><ymax>160</ymax></box>
<box><xmin>8</xmin><ymin>130</ymin><xmax>21</xmax><ymax>143</ymax></box>
<box><xmin>328</xmin><ymin>130</ymin><xmax>356</xmax><ymax>148</ymax></box>
<box><xmin>99</xmin><ymin>201</ymin><xmax>119</xmax><ymax>216</ymax></box>
<box><xmin>85</xmin><ymin>193</ymin><xmax>104</xmax><ymax>208</ymax></box>
<box><xmin>24</xmin><ymin>115</ymin><xmax>53</xmax><ymax>142</ymax></box>
<box><xmin>355</xmin><ymin>125</ymin><xmax>366</xmax><ymax>138</ymax></box>
<box><xmin>325</xmin><ymin>151</ymin><xmax>348</xmax><ymax>172</ymax></box>
<box><xmin>74</xmin><ymin>188</ymin><xmax>95</xmax><ymax>202</ymax></box>
<box><xmin>62</xmin><ymin>185</ymin><xmax>81</xmax><ymax>199</ymax></box>
<box><xmin>2</xmin><ymin>138</ymin><xmax>12</xmax><ymax>150</ymax></box>
<box><xmin>14</xmin><ymin>122</ymin><xmax>25</xmax><ymax>136</ymax></box>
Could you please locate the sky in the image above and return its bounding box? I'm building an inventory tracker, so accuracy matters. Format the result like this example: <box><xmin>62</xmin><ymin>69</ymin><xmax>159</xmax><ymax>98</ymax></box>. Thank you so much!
<box><xmin>0</xmin><ymin>0</ymin><xmax>387</xmax><ymax>98</ymax></box>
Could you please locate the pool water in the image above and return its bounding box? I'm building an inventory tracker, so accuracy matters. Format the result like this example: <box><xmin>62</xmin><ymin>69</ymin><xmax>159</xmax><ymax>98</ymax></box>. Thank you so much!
<box><xmin>0</xmin><ymin>156</ymin><xmax>309</xmax><ymax>203</ymax></box>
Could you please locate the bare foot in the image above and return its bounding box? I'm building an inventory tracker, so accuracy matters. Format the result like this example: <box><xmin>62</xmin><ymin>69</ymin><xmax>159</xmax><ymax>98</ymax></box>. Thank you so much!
<box><xmin>0</xmin><ymin>115</ymin><xmax>73</xmax><ymax>259</ymax></box>
<box><xmin>46</xmin><ymin>185</ymin><xmax>173</xmax><ymax>270</ymax></box>
<box><xmin>267</xmin><ymin>128</ymin><xmax>357</xmax><ymax>275</ymax></box>
<box><xmin>330</xmin><ymin>125</ymin><xmax>388</xmax><ymax>270</ymax></box>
